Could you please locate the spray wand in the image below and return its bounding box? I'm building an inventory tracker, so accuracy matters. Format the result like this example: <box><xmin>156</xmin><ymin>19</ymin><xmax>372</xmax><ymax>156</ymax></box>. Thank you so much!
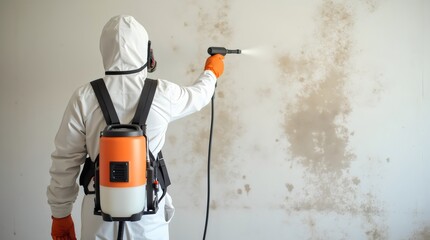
<box><xmin>202</xmin><ymin>47</ymin><xmax>241</xmax><ymax>240</ymax></box>
<box><xmin>208</xmin><ymin>47</ymin><xmax>241</xmax><ymax>56</ymax></box>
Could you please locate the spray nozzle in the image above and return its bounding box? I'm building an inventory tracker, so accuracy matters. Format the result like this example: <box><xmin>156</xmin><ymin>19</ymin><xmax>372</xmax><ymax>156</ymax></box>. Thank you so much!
<box><xmin>207</xmin><ymin>47</ymin><xmax>241</xmax><ymax>56</ymax></box>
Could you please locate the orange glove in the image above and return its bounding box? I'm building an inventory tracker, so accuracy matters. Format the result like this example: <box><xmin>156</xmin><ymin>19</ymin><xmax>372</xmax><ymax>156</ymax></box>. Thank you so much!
<box><xmin>204</xmin><ymin>54</ymin><xmax>224</xmax><ymax>78</ymax></box>
<box><xmin>51</xmin><ymin>215</ymin><xmax>77</xmax><ymax>240</ymax></box>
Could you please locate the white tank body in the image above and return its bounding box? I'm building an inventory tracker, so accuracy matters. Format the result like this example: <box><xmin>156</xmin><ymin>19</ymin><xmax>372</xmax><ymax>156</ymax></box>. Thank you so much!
<box><xmin>100</xmin><ymin>185</ymin><xmax>147</xmax><ymax>218</ymax></box>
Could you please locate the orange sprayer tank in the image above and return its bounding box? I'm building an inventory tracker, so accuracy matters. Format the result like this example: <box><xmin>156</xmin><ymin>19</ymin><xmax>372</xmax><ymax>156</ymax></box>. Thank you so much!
<box><xmin>99</xmin><ymin>124</ymin><xmax>147</xmax><ymax>220</ymax></box>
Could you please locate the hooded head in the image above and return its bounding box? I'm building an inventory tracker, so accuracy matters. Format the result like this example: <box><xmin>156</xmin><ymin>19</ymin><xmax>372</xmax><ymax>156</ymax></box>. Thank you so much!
<box><xmin>100</xmin><ymin>15</ymin><xmax>149</xmax><ymax>74</ymax></box>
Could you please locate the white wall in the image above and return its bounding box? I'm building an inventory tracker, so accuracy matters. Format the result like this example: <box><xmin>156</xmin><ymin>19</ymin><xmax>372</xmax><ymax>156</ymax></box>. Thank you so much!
<box><xmin>1</xmin><ymin>0</ymin><xmax>429</xmax><ymax>239</ymax></box>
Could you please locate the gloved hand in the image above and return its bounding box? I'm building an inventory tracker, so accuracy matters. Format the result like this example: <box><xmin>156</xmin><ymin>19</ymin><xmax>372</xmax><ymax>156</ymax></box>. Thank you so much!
<box><xmin>204</xmin><ymin>54</ymin><xmax>224</xmax><ymax>78</ymax></box>
<box><xmin>51</xmin><ymin>215</ymin><xmax>77</xmax><ymax>240</ymax></box>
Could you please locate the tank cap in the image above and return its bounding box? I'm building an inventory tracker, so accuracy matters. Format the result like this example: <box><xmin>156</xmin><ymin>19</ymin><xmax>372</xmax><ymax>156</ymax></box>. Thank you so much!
<box><xmin>102</xmin><ymin>124</ymin><xmax>144</xmax><ymax>137</ymax></box>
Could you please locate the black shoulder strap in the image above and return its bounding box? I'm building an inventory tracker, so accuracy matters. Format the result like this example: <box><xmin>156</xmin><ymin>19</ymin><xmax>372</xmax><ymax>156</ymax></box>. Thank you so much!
<box><xmin>132</xmin><ymin>79</ymin><xmax>172</xmax><ymax>199</ymax></box>
<box><xmin>131</xmin><ymin>79</ymin><xmax>158</xmax><ymax>126</ymax></box>
<box><xmin>90</xmin><ymin>78</ymin><xmax>120</xmax><ymax>125</ymax></box>
<box><xmin>89</xmin><ymin>78</ymin><xmax>169</xmax><ymax>193</ymax></box>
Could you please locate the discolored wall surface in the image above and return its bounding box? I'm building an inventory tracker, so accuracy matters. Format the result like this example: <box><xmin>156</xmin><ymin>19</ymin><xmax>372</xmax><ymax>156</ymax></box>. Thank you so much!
<box><xmin>0</xmin><ymin>0</ymin><xmax>429</xmax><ymax>239</ymax></box>
<box><xmin>164</xmin><ymin>0</ymin><xmax>430</xmax><ymax>239</ymax></box>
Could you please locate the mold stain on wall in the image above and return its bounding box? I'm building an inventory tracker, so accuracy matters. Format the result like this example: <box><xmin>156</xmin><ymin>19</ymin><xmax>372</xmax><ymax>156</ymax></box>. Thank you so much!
<box><xmin>174</xmin><ymin>0</ymin><xmax>244</xmax><ymax>207</ymax></box>
<box><xmin>196</xmin><ymin>0</ymin><xmax>232</xmax><ymax>41</ymax></box>
<box><xmin>197</xmin><ymin>0</ymin><xmax>244</xmax><ymax>169</ymax></box>
<box><xmin>281</xmin><ymin>0</ymin><xmax>355</xmax><ymax>175</ymax></box>
<box><xmin>278</xmin><ymin>0</ymin><xmax>386</xmax><ymax>237</ymax></box>
<box><xmin>410</xmin><ymin>225</ymin><xmax>430</xmax><ymax>240</ymax></box>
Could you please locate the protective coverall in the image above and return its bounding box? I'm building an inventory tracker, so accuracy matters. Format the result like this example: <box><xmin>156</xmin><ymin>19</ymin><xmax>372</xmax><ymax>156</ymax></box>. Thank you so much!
<box><xmin>47</xmin><ymin>15</ymin><xmax>223</xmax><ymax>240</ymax></box>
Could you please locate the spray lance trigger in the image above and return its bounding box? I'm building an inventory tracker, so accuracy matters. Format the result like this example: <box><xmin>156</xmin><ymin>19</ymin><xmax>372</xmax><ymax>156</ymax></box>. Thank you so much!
<box><xmin>207</xmin><ymin>47</ymin><xmax>241</xmax><ymax>56</ymax></box>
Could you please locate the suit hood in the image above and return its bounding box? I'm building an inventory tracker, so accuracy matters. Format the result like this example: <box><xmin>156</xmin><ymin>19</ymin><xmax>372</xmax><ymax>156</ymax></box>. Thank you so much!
<box><xmin>100</xmin><ymin>15</ymin><xmax>149</xmax><ymax>74</ymax></box>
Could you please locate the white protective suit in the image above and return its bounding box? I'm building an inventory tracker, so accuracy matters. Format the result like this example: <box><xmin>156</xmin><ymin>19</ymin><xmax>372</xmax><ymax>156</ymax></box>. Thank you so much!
<box><xmin>47</xmin><ymin>15</ymin><xmax>217</xmax><ymax>240</ymax></box>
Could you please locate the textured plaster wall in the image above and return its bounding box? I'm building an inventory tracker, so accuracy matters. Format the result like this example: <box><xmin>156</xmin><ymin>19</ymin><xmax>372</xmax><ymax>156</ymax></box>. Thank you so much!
<box><xmin>0</xmin><ymin>0</ymin><xmax>429</xmax><ymax>239</ymax></box>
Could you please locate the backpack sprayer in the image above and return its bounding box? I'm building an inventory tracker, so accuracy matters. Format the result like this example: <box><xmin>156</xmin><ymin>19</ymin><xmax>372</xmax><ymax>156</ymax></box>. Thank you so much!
<box><xmin>80</xmin><ymin>47</ymin><xmax>240</xmax><ymax>240</ymax></box>
<box><xmin>203</xmin><ymin>47</ymin><xmax>241</xmax><ymax>240</ymax></box>
<box><xmin>80</xmin><ymin>78</ymin><xmax>171</xmax><ymax>240</ymax></box>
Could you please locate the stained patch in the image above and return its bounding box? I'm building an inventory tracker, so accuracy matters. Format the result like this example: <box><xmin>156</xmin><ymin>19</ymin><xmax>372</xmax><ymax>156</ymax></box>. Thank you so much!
<box><xmin>410</xmin><ymin>225</ymin><xmax>430</xmax><ymax>240</ymax></box>
<box><xmin>359</xmin><ymin>0</ymin><xmax>379</xmax><ymax>12</ymax></box>
<box><xmin>257</xmin><ymin>88</ymin><xmax>273</xmax><ymax>98</ymax></box>
<box><xmin>366</xmin><ymin>229</ymin><xmax>383</xmax><ymax>240</ymax></box>
<box><xmin>180</xmin><ymin>0</ymin><xmax>242</xmax><ymax>208</ymax></box>
<box><xmin>217</xmin><ymin>91</ymin><xmax>225</xmax><ymax>99</ymax></box>
<box><xmin>278</xmin><ymin>3</ymin><xmax>385</xmax><ymax>235</ymax></box>
<box><xmin>192</xmin><ymin>128</ymin><xmax>210</xmax><ymax>157</ymax></box>
<box><xmin>196</xmin><ymin>0</ymin><xmax>232</xmax><ymax>41</ymax></box>
<box><xmin>171</xmin><ymin>45</ymin><xmax>179</xmax><ymax>52</ymax></box>
<box><xmin>352</xmin><ymin>177</ymin><xmax>361</xmax><ymax>185</ymax></box>
<box><xmin>186</xmin><ymin>63</ymin><xmax>198</xmax><ymax>75</ymax></box>
<box><xmin>168</xmin><ymin>135</ymin><xmax>177</xmax><ymax>146</ymax></box>
<box><xmin>281</xmin><ymin>0</ymin><xmax>355</xmax><ymax>175</ymax></box>
<box><xmin>210</xmin><ymin>200</ymin><xmax>218</xmax><ymax>210</ymax></box>
<box><xmin>244</xmin><ymin>184</ymin><xmax>251</xmax><ymax>194</ymax></box>
<box><xmin>286</xmin><ymin>183</ymin><xmax>294</xmax><ymax>192</ymax></box>
<box><xmin>211</xmin><ymin>108</ymin><xmax>242</xmax><ymax>180</ymax></box>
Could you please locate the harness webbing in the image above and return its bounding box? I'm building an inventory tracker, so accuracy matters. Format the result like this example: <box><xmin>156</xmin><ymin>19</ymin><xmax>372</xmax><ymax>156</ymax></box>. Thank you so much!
<box><xmin>79</xmin><ymin>78</ymin><xmax>171</xmax><ymax>197</ymax></box>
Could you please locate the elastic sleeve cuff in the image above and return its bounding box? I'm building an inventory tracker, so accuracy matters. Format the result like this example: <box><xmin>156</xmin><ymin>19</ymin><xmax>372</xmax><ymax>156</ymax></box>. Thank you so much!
<box><xmin>50</xmin><ymin>204</ymin><xmax>73</xmax><ymax>219</ymax></box>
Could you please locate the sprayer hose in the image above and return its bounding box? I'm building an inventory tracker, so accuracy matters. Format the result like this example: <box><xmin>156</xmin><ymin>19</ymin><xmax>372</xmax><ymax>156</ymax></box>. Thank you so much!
<box><xmin>202</xmin><ymin>94</ymin><xmax>215</xmax><ymax>240</ymax></box>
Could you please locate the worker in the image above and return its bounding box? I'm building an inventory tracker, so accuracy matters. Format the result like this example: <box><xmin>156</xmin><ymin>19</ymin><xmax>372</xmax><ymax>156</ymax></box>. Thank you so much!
<box><xmin>47</xmin><ymin>14</ymin><xmax>224</xmax><ymax>240</ymax></box>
